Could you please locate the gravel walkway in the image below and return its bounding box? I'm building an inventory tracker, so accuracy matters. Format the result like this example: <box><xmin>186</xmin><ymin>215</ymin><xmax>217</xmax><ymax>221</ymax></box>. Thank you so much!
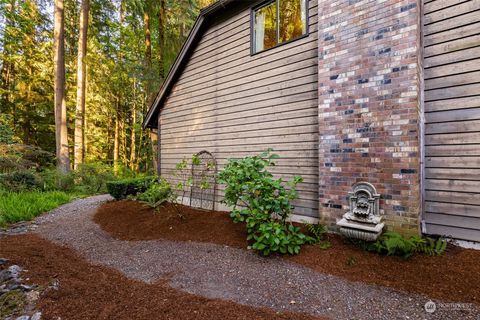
<box><xmin>27</xmin><ymin>196</ymin><xmax>480</xmax><ymax>320</ymax></box>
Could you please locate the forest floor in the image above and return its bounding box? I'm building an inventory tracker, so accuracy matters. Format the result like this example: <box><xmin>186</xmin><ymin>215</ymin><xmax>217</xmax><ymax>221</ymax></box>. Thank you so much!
<box><xmin>1</xmin><ymin>196</ymin><xmax>480</xmax><ymax>319</ymax></box>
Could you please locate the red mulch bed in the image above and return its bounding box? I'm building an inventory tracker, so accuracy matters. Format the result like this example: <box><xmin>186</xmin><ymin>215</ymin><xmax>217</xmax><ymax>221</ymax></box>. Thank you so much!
<box><xmin>95</xmin><ymin>200</ymin><xmax>480</xmax><ymax>305</ymax></box>
<box><xmin>0</xmin><ymin>234</ymin><xmax>322</xmax><ymax>320</ymax></box>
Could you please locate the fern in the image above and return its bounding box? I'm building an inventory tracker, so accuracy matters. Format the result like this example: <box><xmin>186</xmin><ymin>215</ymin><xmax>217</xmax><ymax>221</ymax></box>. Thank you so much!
<box><xmin>304</xmin><ymin>222</ymin><xmax>331</xmax><ymax>249</ymax></box>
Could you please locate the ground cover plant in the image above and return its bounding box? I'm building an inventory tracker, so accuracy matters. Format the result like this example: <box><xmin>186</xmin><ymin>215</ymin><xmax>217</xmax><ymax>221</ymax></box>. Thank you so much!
<box><xmin>0</xmin><ymin>191</ymin><xmax>74</xmax><ymax>226</ymax></box>
<box><xmin>358</xmin><ymin>231</ymin><xmax>448</xmax><ymax>258</ymax></box>
<box><xmin>218</xmin><ymin>149</ymin><xmax>315</xmax><ymax>256</ymax></box>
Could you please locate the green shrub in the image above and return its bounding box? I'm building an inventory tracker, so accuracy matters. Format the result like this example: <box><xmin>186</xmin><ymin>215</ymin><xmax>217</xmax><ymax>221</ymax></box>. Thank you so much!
<box><xmin>0</xmin><ymin>191</ymin><xmax>73</xmax><ymax>226</ymax></box>
<box><xmin>74</xmin><ymin>162</ymin><xmax>115</xmax><ymax>194</ymax></box>
<box><xmin>364</xmin><ymin>231</ymin><xmax>447</xmax><ymax>258</ymax></box>
<box><xmin>0</xmin><ymin>171</ymin><xmax>42</xmax><ymax>192</ymax></box>
<box><xmin>218</xmin><ymin>149</ymin><xmax>314</xmax><ymax>256</ymax></box>
<box><xmin>137</xmin><ymin>177</ymin><xmax>173</xmax><ymax>212</ymax></box>
<box><xmin>106</xmin><ymin>176</ymin><xmax>155</xmax><ymax>200</ymax></box>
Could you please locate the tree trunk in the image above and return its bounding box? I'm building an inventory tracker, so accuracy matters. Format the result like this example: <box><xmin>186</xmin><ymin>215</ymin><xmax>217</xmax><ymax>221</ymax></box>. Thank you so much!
<box><xmin>158</xmin><ymin>0</ymin><xmax>165</xmax><ymax>79</ymax></box>
<box><xmin>113</xmin><ymin>98</ymin><xmax>120</xmax><ymax>173</ymax></box>
<box><xmin>0</xmin><ymin>0</ymin><xmax>15</xmax><ymax>111</ymax></box>
<box><xmin>54</xmin><ymin>0</ymin><xmax>70</xmax><ymax>172</ymax></box>
<box><xmin>143</xmin><ymin>0</ymin><xmax>152</xmax><ymax>100</ymax></box>
<box><xmin>74</xmin><ymin>0</ymin><xmax>89</xmax><ymax>169</ymax></box>
<box><xmin>130</xmin><ymin>79</ymin><xmax>136</xmax><ymax>171</ymax></box>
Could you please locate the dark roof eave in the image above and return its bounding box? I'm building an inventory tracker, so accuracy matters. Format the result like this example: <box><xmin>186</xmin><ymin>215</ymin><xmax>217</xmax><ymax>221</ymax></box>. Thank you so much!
<box><xmin>142</xmin><ymin>0</ymin><xmax>237</xmax><ymax>129</ymax></box>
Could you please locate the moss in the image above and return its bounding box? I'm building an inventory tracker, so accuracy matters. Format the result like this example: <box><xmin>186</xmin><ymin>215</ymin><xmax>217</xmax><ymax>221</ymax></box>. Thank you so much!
<box><xmin>0</xmin><ymin>289</ymin><xmax>26</xmax><ymax>318</ymax></box>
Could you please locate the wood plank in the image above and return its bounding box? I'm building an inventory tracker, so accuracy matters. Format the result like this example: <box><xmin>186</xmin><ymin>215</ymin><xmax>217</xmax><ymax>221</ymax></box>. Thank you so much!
<box><xmin>424</xmin><ymin>0</ymin><xmax>469</xmax><ymax>14</ymax></box>
<box><xmin>425</xmin><ymin>201</ymin><xmax>480</xmax><ymax>218</ymax></box>
<box><xmin>425</xmin><ymin>96</ymin><xmax>480</xmax><ymax>112</ymax></box>
<box><xmin>426</xmin><ymin>179</ymin><xmax>480</xmax><ymax>193</ymax></box>
<box><xmin>425</xmin><ymin>34</ymin><xmax>480</xmax><ymax>57</ymax></box>
<box><xmin>176</xmin><ymin>38</ymin><xmax>318</xmax><ymax>87</ymax></box>
<box><xmin>425</xmin><ymin>223</ymin><xmax>480</xmax><ymax>242</ymax></box>
<box><xmin>424</xmin><ymin>0</ymin><xmax>480</xmax><ymax>25</ymax></box>
<box><xmin>425</xmin><ymin>107</ymin><xmax>480</xmax><ymax>122</ymax></box>
<box><xmin>173</xmin><ymin>48</ymin><xmax>317</xmax><ymax>98</ymax></box>
<box><xmin>162</xmin><ymin>81</ymin><xmax>318</xmax><ymax>119</ymax></box>
<box><xmin>424</xmin><ymin>212</ymin><xmax>480</xmax><ymax>229</ymax></box>
<box><xmin>168</xmin><ymin>61</ymin><xmax>318</xmax><ymax>105</ymax></box>
<box><xmin>162</xmin><ymin>115</ymin><xmax>318</xmax><ymax>140</ymax></box>
<box><xmin>426</xmin><ymin>132</ymin><xmax>480</xmax><ymax>145</ymax></box>
<box><xmin>425</xmin><ymin>58</ymin><xmax>480</xmax><ymax>79</ymax></box>
<box><xmin>424</xmin><ymin>46</ymin><xmax>480</xmax><ymax>68</ymax></box>
<box><xmin>425</xmin><ymin>156</ymin><xmax>480</xmax><ymax>168</ymax></box>
<box><xmin>426</xmin><ymin>167</ymin><xmax>480</xmax><ymax>180</ymax></box>
<box><xmin>161</xmin><ymin>99</ymin><xmax>317</xmax><ymax>132</ymax></box>
<box><xmin>425</xmin><ymin>190</ymin><xmax>480</xmax><ymax>205</ymax></box>
<box><xmin>425</xmin><ymin>119</ymin><xmax>480</xmax><ymax>134</ymax></box>
<box><xmin>182</xmin><ymin>22</ymin><xmax>319</xmax><ymax>77</ymax></box>
<box><xmin>425</xmin><ymin>83</ymin><xmax>480</xmax><ymax>101</ymax></box>
<box><xmin>425</xmin><ymin>9</ymin><xmax>480</xmax><ymax>35</ymax></box>
<box><xmin>426</xmin><ymin>144</ymin><xmax>480</xmax><ymax>156</ymax></box>
<box><xmin>424</xmin><ymin>22</ymin><xmax>480</xmax><ymax>47</ymax></box>
<box><xmin>162</xmin><ymin>125</ymin><xmax>318</xmax><ymax>146</ymax></box>
<box><xmin>425</xmin><ymin>70</ymin><xmax>480</xmax><ymax>90</ymax></box>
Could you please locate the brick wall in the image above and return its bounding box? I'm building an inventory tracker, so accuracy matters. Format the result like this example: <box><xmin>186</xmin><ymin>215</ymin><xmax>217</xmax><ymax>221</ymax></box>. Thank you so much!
<box><xmin>317</xmin><ymin>0</ymin><xmax>422</xmax><ymax>235</ymax></box>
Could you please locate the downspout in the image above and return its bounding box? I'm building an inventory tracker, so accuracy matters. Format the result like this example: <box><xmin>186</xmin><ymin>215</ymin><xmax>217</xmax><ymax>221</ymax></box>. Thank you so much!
<box><xmin>418</xmin><ymin>0</ymin><xmax>426</xmax><ymax>235</ymax></box>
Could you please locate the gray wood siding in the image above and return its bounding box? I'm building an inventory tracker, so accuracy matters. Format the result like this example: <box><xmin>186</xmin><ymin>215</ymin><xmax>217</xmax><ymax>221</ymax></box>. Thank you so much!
<box><xmin>158</xmin><ymin>0</ymin><xmax>319</xmax><ymax>217</ymax></box>
<box><xmin>423</xmin><ymin>0</ymin><xmax>480</xmax><ymax>242</ymax></box>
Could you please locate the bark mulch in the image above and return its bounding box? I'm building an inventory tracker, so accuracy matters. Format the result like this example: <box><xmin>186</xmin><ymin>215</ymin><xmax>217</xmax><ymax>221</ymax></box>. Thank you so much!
<box><xmin>0</xmin><ymin>234</ymin><xmax>322</xmax><ymax>320</ymax></box>
<box><xmin>94</xmin><ymin>200</ymin><xmax>480</xmax><ymax>305</ymax></box>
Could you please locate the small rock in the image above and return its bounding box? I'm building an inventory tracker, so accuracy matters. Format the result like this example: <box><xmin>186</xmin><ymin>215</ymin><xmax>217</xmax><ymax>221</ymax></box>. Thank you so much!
<box><xmin>0</xmin><ymin>258</ymin><xmax>9</xmax><ymax>265</ymax></box>
<box><xmin>0</xmin><ymin>269</ymin><xmax>13</xmax><ymax>282</ymax></box>
<box><xmin>289</xmin><ymin>300</ymin><xmax>296</xmax><ymax>304</ymax></box>
<box><xmin>19</xmin><ymin>284</ymin><xmax>33</xmax><ymax>291</ymax></box>
<box><xmin>8</xmin><ymin>265</ymin><xmax>23</xmax><ymax>278</ymax></box>
<box><xmin>26</xmin><ymin>290</ymin><xmax>40</xmax><ymax>303</ymax></box>
<box><xmin>31</xmin><ymin>312</ymin><xmax>42</xmax><ymax>320</ymax></box>
<box><xmin>14</xmin><ymin>316</ymin><xmax>30</xmax><ymax>320</ymax></box>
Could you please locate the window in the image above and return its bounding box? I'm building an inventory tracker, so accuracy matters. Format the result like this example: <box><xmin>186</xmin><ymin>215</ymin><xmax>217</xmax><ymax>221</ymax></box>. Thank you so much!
<box><xmin>252</xmin><ymin>0</ymin><xmax>308</xmax><ymax>54</ymax></box>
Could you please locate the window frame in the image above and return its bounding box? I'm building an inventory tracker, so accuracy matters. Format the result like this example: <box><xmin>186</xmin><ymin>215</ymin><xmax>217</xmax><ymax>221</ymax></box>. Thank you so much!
<box><xmin>250</xmin><ymin>0</ymin><xmax>310</xmax><ymax>55</ymax></box>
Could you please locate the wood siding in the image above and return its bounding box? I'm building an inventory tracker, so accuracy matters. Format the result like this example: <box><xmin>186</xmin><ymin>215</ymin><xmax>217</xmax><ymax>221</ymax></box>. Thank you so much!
<box><xmin>158</xmin><ymin>0</ymin><xmax>319</xmax><ymax>217</ymax></box>
<box><xmin>423</xmin><ymin>0</ymin><xmax>480</xmax><ymax>241</ymax></box>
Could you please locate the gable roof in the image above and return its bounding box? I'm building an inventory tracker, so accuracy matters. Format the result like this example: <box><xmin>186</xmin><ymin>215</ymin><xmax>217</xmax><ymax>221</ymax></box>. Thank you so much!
<box><xmin>143</xmin><ymin>0</ymin><xmax>244</xmax><ymax>129</ymax></box>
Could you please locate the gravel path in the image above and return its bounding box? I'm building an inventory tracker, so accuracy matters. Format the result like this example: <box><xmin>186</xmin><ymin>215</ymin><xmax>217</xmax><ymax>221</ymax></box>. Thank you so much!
<box><xmin>28</xmin><ymin>196</ymin><xmax>480</xmax><ymax>320</ymax></box>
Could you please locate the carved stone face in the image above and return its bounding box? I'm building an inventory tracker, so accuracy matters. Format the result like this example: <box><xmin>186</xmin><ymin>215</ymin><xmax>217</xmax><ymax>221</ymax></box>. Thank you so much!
<box><xmin>353</xmin><ymin>194</ymin><xmax>370</xmax><ymax>218</ymax></box>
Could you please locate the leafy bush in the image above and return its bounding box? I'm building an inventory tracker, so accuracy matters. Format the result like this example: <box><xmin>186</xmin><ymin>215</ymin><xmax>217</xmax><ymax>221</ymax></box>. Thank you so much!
<box><xmin>106</xmin><ymin>176</ymin><xmax>155</xmax><ymax>199</ymax></box>
<box><xmin>137</xmin><ymin>177</ymin><xmax>173</xmax><ymax>212</ymax></box>
<box><xmin>218</xmin><ymin>149</ymin><xmax>313</xmax><ymax>256</ymax></box>
<box><xmin>0</xmin><ymin>171</ymin><xmax>42</xmax><ymax>192</ymax></box>
<box><xmin>0</xmin><ymin>191</ymin><xmax>73</xmax><ymax>226</ymax></box>
<box><xmin>74</xmin><ymin>162</ymin><xmax>115</xmax><ymax>194</ymax></box>
<box><xmin>364</xmin><ymin>231</ymin><xmax>447</xmax><ymax>258</ymax></box>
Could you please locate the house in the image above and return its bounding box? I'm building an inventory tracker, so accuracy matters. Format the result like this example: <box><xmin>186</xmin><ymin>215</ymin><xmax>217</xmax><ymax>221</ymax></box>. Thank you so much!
<box><xmin>143</xmin><ymin>0</ymin><xmax>480</xmax><ymax>243</ymax></box>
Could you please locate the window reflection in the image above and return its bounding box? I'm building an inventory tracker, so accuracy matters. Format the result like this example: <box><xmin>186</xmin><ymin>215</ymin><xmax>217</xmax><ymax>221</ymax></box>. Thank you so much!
<box><xmin>254</xmin><ymin>2</ymin><xmax>277</xmax><ymax>52</ymax></box>
<box><xmin>279</xmin><ymin>0</ymin><xmax>306</xmax><ymax>43</ymax></box>
<box><xmin>253</xmin><ymin>0</ymin><xmax>307</xmax><ymax>54</ymax></box>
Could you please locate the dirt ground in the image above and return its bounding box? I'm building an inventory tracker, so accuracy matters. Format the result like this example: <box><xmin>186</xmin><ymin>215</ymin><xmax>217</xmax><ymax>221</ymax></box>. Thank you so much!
<box><xmin>94</xmin><ymin>200</ymin><xmax>480</xmax><ymax>305</ymax></box>
<box><xmin>0</xmin><ymin>234</ymin><xmax>322</xmax><ymax>320</ymax></box>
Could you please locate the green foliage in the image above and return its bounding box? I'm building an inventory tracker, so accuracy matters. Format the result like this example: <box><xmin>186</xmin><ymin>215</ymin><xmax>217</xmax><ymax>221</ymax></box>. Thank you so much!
<box><xmin>137</xmin><ymin>177</ymin><xmax>173</xmax><ymax>212</ymax></box>
<box><xmin>0</xmin><ymin>191</ymin><xmax>74</xmax><ymax>226</ymax></box>
<box><xmin>0</xmin><ymin>171</ymin><xmax>42</xmax><ymax>192</ymax></box>
<box><xmin>218</xmin><ymin>149</ymin><xmax>312</xmax><ymax>256</ymax></box>
<box><xmin>364</xmin><ymin>231</ymin><xmax>447</xmax><ymax>258</ymax></box>
<box><xmin>0</xmin><ymin>115</ymin><xmax>14</xmax><ymax>144</ymax></box>
<box><xmin>305</xmin><ymin>222</ymin><xmax>331</xmax><ymax>250</ymax></box>
<box><xmin>106</xmin><ymin>176</ymin><xmax>155</xmax><ymax>200</ymax></box>
<box><xmin>74</xmin><ymin>162</ymin><xmax>115</xmax><ymax>194</ymax></box>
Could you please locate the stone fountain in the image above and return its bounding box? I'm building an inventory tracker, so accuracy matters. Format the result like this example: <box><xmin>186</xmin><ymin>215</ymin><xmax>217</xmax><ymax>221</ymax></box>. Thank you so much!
<box><xmin>336</xmin><ymin>182</ymin><xmax>384</xmax><ymax>241</ymax></box>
